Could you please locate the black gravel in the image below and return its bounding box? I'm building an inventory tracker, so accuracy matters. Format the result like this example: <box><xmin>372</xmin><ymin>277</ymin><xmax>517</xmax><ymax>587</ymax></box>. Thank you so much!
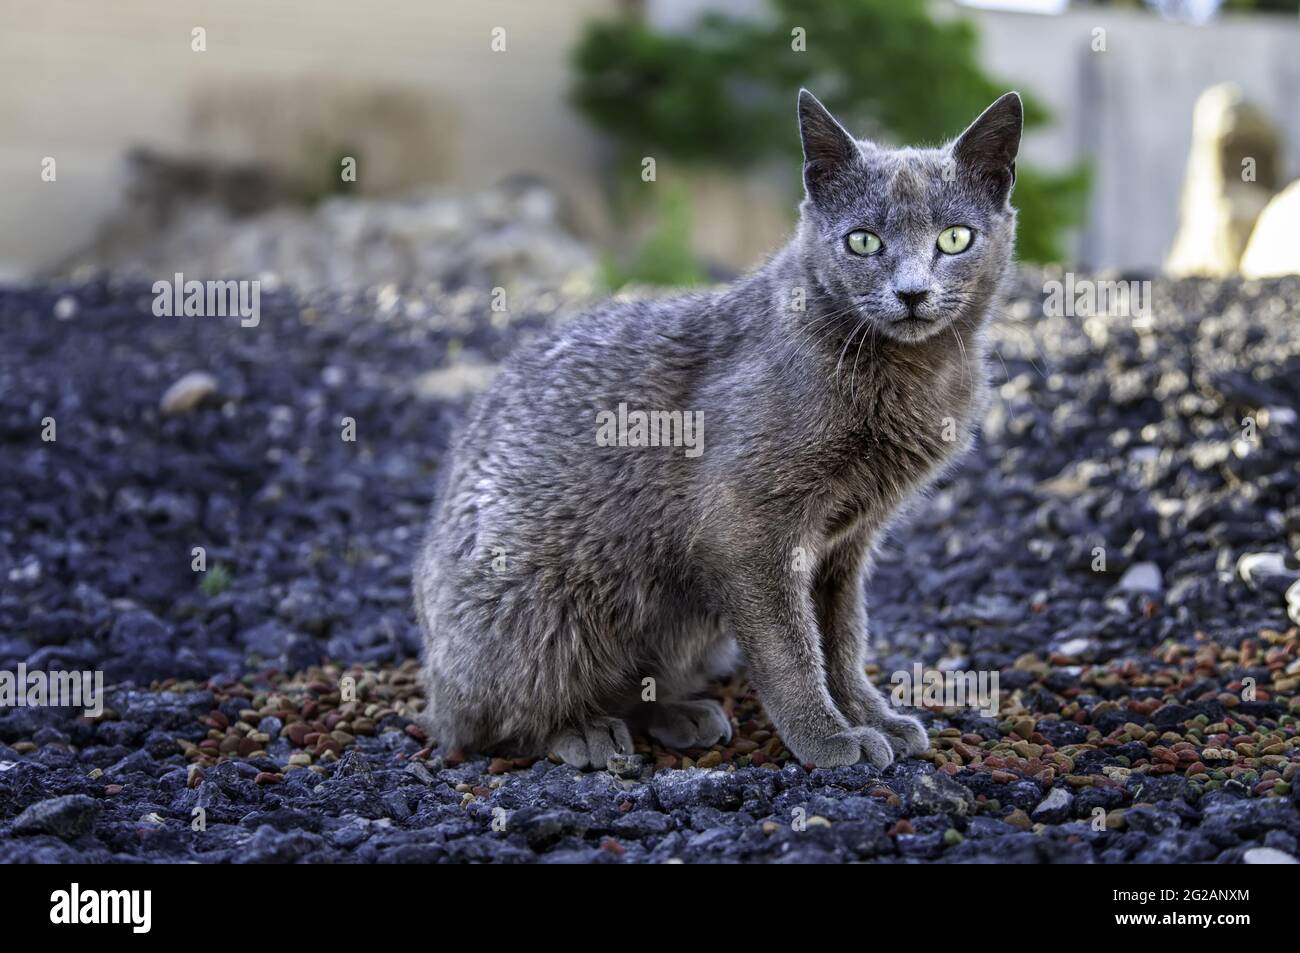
<box><xmin>2</xmin><ymin>270</ymin><xmax>1299</xmax><ymax>863</ymax></box>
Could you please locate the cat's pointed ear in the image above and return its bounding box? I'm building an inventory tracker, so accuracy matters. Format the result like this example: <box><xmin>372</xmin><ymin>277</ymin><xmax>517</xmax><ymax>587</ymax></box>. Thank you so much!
<box><xmin>798</xmin><ymin>89</ymin><xmax>860</xmax><ymax>202</ymax></box>
<box><xmin>951</xmin><ymin>92</ymin><xmax>1022</xmax><ymax>204</ymax></box>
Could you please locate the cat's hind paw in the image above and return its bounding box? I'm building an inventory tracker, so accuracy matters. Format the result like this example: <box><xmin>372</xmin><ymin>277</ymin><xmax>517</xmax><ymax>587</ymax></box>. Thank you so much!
<box><xmin>548</xmin><ymin>716</ymin><xmax>633</xmax><ymax>770</ymax></box>
<box><xmin>877</xmin><ymin>712</ymin><xmax>930</xmax><ymax>759</ymax></box>
<box><xmin>646</xmin><ymin>699</ymin><xmax>733</xmax><ymax>750</ymax></box>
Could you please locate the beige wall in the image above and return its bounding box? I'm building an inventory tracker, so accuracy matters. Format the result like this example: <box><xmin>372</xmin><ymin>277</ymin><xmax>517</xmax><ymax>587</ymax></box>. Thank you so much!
<box><xmin>0</xmin><ymin>0</ymin><xmax>621</xmax><ymax>280</ymax></box>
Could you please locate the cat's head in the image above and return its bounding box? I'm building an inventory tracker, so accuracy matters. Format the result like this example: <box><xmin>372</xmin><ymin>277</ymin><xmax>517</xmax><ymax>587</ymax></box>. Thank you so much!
<box><xmin>794</xmin><ymin>90</ymin><xmax>1021</xmax><ymax>344</ymax></box>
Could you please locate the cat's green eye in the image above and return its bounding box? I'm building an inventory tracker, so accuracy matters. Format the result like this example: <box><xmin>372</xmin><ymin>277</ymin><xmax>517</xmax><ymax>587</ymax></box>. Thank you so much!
<box><xmin>846</xmin><ymin>230</ymin><xmax>883</xmax><ymax>256</ymax></box>
<box><xmin>937</xmin><ymin>226</ymin><xmax>973</xmax><ymax>255</ymax></box>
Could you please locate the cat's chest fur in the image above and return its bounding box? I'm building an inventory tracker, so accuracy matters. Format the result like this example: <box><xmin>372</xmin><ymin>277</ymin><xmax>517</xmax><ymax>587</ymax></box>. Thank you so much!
<box><xmin>807</xmin><ymin>333</ymin><xmax>987</xmax><ymax>547</ymax></box>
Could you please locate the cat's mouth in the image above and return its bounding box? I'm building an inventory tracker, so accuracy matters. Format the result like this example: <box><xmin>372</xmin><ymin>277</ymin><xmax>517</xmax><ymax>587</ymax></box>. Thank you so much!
<box><xmin>883</xmin><ymin>314</ymin><xmax>945</xmax><ymax>342</ymax></box>
<box><xmin>847</xmin><ymin>296</ymin><xmax>947</xmax><ymax>341</ymax></box>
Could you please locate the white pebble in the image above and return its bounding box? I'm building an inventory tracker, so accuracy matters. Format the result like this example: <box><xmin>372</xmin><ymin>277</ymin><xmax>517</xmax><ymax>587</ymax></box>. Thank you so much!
<box><xmin>160</xmin><ymin>371</ymin><xmax>219</xmax><ymax>415</ymax></box>
<box><xmin>1117</xmin><ymin>562</ymin><xmax>1162</xmax><ymax>594</ymax></box>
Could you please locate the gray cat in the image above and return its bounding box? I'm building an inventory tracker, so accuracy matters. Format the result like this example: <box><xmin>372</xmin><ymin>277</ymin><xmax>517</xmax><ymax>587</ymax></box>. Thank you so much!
<box><xmin>414</xmin><ymin>90</ymin><xmax>1021</xmax><ymax>769</ymax></box>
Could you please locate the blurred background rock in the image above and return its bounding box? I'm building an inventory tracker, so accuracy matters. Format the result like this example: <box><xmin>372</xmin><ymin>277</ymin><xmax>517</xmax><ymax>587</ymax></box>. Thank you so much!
<box><xmin>2</xmin><ymin>0</ymin><xmax>1300</xmax><ymax>286</ymax></box>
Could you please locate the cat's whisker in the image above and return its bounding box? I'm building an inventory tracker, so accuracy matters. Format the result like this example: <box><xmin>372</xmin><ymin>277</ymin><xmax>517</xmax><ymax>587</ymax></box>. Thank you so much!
<box><xmin>775</xmin><ymin>302</ymin><xmax>864</xmax><ymax>378</ymax></box>
<box><xmin>949</xmin><ymin>322</ymin><xmax>970</xmax><ymax>394</ymax></box>
<box><xmin>985</xmin><ymin>306</ymin><xmax>1051</xmax><ymax>381</ymax></box>
<box><xmin>991</xmin><ymin>344</ymin><xmax>1012</xmax><ymax>384</ymax></box>
<box><xmin>848</xmin><ymin>316</ymin><xmax>881</xmax><ymax>396</ymax></box>
<box><xmin>835</xmin><ymin>315</ymin><xmax>871</xmax><ymax>391</ymax></box>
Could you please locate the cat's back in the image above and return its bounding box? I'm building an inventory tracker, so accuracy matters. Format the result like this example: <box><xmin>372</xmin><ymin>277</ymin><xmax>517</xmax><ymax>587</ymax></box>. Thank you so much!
<box><xmin>446</xmin><ymin>288</ymin><xmax>736</xmax><ymax>463</ymax></box>
<box><xmin>511</xmin><ymin>287</ymin><xmax>737</xmax><ymax>395</ymax></box>
<box><xmin>426</xmin><ymin>287</ymin><xmax>738</xmax><ymax>550</ymax></box>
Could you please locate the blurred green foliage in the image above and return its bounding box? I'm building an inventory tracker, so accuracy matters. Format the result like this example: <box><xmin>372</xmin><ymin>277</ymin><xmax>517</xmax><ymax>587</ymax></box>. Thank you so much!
<box><xmin>600</xmin><ymin>184</ymin><xmax>709</xmax><ymax>290</ymax></box>
<box><xmin>571</xmin><ymin>0</ymin><xmax>1090</xmax><ymax>272</ymax></box>
<box><xmin>1014</xmin><ymin>163</ymin><xmax>1093</xmax><ymax>266</ymax></box>
<box><xmin>200</xmin><ymin>563</ymin><xmax>232</xmax><ymax>597</ymax></box>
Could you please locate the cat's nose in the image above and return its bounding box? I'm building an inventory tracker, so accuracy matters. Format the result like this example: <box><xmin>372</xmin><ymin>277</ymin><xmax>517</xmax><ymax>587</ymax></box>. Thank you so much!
<box><xmin>895</xmin><ymin>289</ymin><xmax>930</xmax><ymax>311</ymax></box>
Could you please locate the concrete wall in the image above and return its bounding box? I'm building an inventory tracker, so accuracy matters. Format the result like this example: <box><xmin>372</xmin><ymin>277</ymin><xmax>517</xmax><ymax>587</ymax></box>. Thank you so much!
<box><xmin>3</xmin><ymin>1</ymin><xmax>1299</xmax><ymax>279</ymax></box>
<box><xmin>974</xmin><ymin>5</ymin><xmax>1300</xmax><ymax>271</ymax></box>
<box><xmin>0</xmin><ymin>0</ymin><xmax>619</xmax><ymax>281</ymax></box>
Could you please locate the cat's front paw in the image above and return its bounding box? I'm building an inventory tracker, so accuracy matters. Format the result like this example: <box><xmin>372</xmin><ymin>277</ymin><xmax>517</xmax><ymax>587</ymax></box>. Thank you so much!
<box><xmin>876</xmin><ymin>712</ymin><xmax>930</xmax><ymax>759</ymax></box>
<box><xmin>548</xmin><ymin>716</ymin><xmax>633</xmax><ymax>770</ymax></box>
<box><xmin>788</xmin><ymin>725</ymin><xmax>894</xmax><ymax>769</ymax></box>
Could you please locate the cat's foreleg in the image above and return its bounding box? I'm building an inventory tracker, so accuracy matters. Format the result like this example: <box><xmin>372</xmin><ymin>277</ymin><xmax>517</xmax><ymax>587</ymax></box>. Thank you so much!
<box><xmin>814</xmin><ymin>546</ymin><xmax>930</xmax><ymax>760</ymax></box>
<box><xmin>723</xmin><ymin>558</ymin><xmax>895</xmax><ymax>768</ymax></box>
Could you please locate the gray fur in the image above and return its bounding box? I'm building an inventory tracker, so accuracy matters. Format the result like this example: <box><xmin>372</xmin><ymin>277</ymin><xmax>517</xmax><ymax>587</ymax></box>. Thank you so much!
<box><xmin>414</xmin><ymin>90</ymin><xmax>1022</xmax><ymax>768</ymax></box>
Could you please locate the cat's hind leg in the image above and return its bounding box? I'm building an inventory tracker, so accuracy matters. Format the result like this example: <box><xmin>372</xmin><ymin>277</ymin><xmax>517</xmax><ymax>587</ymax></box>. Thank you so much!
<box><xmin>636</xmin><ymin>624</ymin><xmax>738</xmax><ymax>750</ymax></box>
